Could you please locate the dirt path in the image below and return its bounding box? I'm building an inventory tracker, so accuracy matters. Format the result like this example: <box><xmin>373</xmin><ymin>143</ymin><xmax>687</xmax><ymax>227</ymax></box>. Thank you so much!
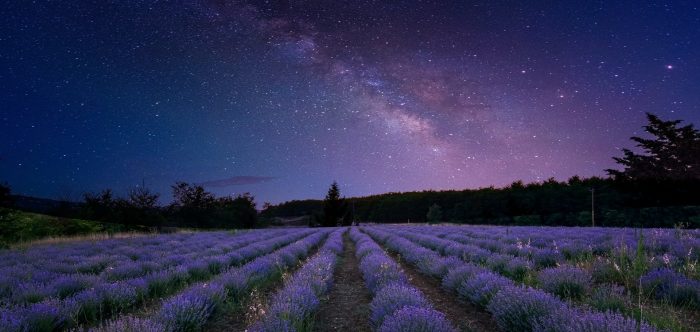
<box><xmin>313</xmin><ymin>233</ymin><xmax>372</xmax><ymax>332</ymax></box>
<box><xmin>387</xmin><ymin>251</ymin><xmax>500</xmax><ymax>332</ymax></box>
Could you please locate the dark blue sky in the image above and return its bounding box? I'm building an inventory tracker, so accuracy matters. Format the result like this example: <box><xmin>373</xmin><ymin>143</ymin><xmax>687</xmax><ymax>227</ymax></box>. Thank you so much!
<box><xmin>2</xmin><ymin>1</ymin><xmax>699</xmax><ymax>204</ymax></box>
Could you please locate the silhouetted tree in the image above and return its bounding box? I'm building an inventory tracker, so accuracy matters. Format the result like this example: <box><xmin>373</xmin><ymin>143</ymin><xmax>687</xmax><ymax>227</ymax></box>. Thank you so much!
<box><xmin>216</xmin><ymin>193</ymin><xmax>258</xmax><ymax>228</ymax></box>
<box><xmin>426</xmin><ymin>203</ymin><xmax>443</xmax><ymax>224</ymax></box>
<box><xmin>82</xmin><ymin>189</ymin><xmax>117</xmax><ymax>221</ymax></box>
<box><xmin>322</xmin><ymin>181</ymin><xmax>345</xmax><ymax>227</ymax></box>
<box><xmin>607</xmin><ymin>113</ymin><xmax>700</xmax><ymax>180</ymax></box>
<box><xmin>120</xmin><ymin>185</ymin><xmax>164</xmax><ymax>227</ymax></box>
<box><xmin>171</xmin><ymin>182</ymin><xmax>216</xmax><ymax>209</ymax></box>
<box><xmin>0</xmin><ymin>182</ymin><xmax>13</xmax><ymax>208</ymax></box>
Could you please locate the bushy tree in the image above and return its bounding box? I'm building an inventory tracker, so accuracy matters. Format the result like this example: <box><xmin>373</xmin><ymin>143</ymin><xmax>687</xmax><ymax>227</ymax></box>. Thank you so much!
<box><xmin>216</xmin><ymin>193</ymin><xmax>258</xmax><ymax>229</ymax></box>
<box><xmin>322</xmin><ymin>181</ymin><xmax>346</xmax><ymax>227</ymax></box>
<box><xmin>120</xmin><ymin>185</ymin><xmax>164</xmax><ymax>227</ymax></box>
<box><xmin>426</xmin><ymin>204</ymin><xmax>443</xmax><ymax>224</ymax></box>
<box><xmin>171</xmin><ymin>182</ymin><xmax>216</xmax><ymax>209</ymax></box>
<box><xmin>82</xmin><ymin>189</ymin><xmax>117</xmax><ymax>221</ymax></box>
<box><xmin>607</xmin><ymin>113</ymin><xmax>700</xmax><ymax>180</ymax></box>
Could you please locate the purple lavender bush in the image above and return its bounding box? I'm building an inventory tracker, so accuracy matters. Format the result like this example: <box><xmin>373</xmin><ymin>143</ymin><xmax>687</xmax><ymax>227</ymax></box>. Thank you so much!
<box><xmin>9</xmin><ymin>299</ymin><xmax>67</xmax><ymax>332</ymax></box>
<box><xmin>532</xmin><ymin>248</ymin><xmax>563</xmax><ymax>269</ymax></box>
<box><xmin>441</xmin><ymin>263</ymin><xmax>487</xmax><ymax>291</ymax></box>
<box><xmin>457</xmin><ymin>271</ymin><xmax>514</xmax><ymax>307</ymax></box>
<box><xmin>359</xmin><ymin>252</ymin><xmax>407</xmax><ymax>293</ymax></box>
<box><xmin>370</xmin><ymin>283</ymin><xmax>431</xmax><ymax>327</ymax></box>
<box><xmin>640</xmin><ymin>268</ymin><xmax>700</xmax><ymax>307</ymax></box>
<box><xmin>589</xmin><ymin>284</ymin><xmax>627</xmax><ymax>313</ymax></box>
<box><xmin>503</xmin><ymin>256</ymin><xmax>532</xmax><ymax>282</ymax></box>
<box><xmin>90</xmin><ymin>316</ymin><xmax>165</xmax><ymax>332</ymax></box>
<box><xmin>157</xmin><ymin>283</ymin><xmax>226</xmax><ymax>331</ymax></box>
<box><xmin>486</xmin><ymin>285</ymin><xmax>567</xmax><ymax>332</ymax></box>
<box><xmin>378</xmin><ymin>306</ymin><xmax>457</xmax><ymax>332</ymax></box>
<box><xmin>538</xmin><ymin>265</ymin><xmax>592</xmax><ymax>300</ymax></box>
<box><xmin>533</xmin><ymin>307</ymin><xmax>660</xmax><ymax>332</ymax></box>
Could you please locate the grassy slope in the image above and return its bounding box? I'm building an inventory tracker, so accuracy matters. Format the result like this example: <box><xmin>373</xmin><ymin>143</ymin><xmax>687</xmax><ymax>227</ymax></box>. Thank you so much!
<box><xmin>0</xmin><ymin>208</ymin><xmax>130</xmax><ymax>247</ymax></box>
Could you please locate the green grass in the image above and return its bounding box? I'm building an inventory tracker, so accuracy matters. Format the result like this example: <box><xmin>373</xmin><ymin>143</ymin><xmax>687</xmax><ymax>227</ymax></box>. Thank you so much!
<box><xmin>0</xmin><ymin>208</ymin><xmax>134</xmax><ymax>248</ymax></box>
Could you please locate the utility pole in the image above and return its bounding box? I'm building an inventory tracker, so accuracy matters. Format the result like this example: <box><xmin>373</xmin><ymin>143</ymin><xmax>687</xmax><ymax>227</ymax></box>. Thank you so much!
<box><xmin>590</xmin><ymin>188</ymin><xmax>595</xmax><ymax>227</ymax></box>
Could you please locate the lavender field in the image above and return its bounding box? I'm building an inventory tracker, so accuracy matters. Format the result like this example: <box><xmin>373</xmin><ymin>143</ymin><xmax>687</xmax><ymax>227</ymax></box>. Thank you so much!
<box><xmin>1</xmin><ymin>226</ymin><xmax>699</xmax><ymax>332</ymax></box>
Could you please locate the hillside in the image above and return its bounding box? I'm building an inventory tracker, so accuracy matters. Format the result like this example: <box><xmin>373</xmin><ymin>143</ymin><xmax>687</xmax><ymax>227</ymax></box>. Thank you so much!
<box><xmin>0</xmin><ymin>208</ymin><xmax>133</xmax><ymax>247</ymax></box>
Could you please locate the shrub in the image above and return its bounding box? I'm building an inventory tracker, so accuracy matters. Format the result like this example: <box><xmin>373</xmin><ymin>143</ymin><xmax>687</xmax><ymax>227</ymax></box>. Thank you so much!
<box><xmin>378</xmin><ymin>306</ymin><xmax>457</xmax><ymax>332</ymax></box>
<box><xmin>158</xmin><ymin>283</ymin><xmax>226</xmax><ymax>331</ymax></box>
<box><xmin>487</xmin><ymin>286</ymin><xmax>566</xmax><ymax>332</ymax></box>
<box><xmin>640</xmin><ymin>268</ymin><xmax>700</xmax><ymax>307</ymax></box>
<box><xmin>90</xmin><ymin>316</ymin><xmax>165</xmax><ymax>332</ymax></box>
<box><xmin>457</xmin><ymin>272</ymin><xmax>513</xmax><ymax>307</ymax></box>
<box><xmin>591</xmin><ymin>259</ymin><xmax>620</xmax><ymax>284</ymax></box>
<box><xmin>267</xmin><ymin>285</ymin><xmax>319</xmax><ymax>330</ymax></box>
<box><xmin>533</xmin><ymin>249</ymin><xmax>563</xmax><ymax>268</ymax></box>
<box><xmin>441</xmin><ymin>263</ymin><xmax>486</xmax><ymax>291</ymax></box>
<box><xmin>359</xmin><ymin>253</ymin><xmax>407</xmax><ymax>293</ymax></box>
<box><xmin>538</xmin><ymin>265</ymin><xmax>592</xmax><ymax>300</ymax></box>
<box><xmin>504</xmin><ymin>257</ymin><xmax>532</xmax><ymax>282</ymax></box>
<box><xmin>15</xmin><ymin>299</ymin><xmax>67</xmax><ymax>332</ymax></box>
<box><xmin>370</xmin><ymin>283</ymin><xmax>430</xmax><ymax>327</ymax></box>
<box><xmin>589</xmin><ymin>284</ymin><xmax>627</xmax><ymax>313</ymax></box>
<box><xmin>533</xmin><ymin>307</ymin><xmax>660</xmax><ymax>332</ymax></box>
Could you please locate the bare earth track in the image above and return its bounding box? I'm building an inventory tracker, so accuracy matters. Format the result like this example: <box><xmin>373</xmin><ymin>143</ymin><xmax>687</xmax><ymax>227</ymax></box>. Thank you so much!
<box><xmin>314</xmin><ymin>233</ymin><xmax>373</xmax><ymax>332</ymax></box>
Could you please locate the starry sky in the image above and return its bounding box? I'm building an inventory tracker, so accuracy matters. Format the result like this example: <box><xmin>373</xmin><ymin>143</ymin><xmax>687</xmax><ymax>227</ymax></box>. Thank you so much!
<box><xmin>2</xmin><ymin>1</ymin><xmax>699</xmax><ymax>204</ymax></box>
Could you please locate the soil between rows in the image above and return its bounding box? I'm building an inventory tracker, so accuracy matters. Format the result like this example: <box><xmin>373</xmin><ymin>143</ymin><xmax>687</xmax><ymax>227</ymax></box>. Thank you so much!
<box><xmin>313</xmin><ymin>233</ymin><xmax>373</xmax><ymax>332</ymax></box>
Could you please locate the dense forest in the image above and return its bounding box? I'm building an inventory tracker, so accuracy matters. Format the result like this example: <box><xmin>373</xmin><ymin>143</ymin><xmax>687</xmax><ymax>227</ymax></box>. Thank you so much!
<box><xmin>261</xmin><ymin>177</ymin><xmax>700</xmax><ymax>227</ymax></box>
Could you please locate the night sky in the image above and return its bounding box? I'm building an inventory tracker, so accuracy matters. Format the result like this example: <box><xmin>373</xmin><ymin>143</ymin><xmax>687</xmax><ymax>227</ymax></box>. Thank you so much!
<box><xmin>2</xmin><ymin>1</ymin><xmax>699</xmax><ymax>204</ymax></box>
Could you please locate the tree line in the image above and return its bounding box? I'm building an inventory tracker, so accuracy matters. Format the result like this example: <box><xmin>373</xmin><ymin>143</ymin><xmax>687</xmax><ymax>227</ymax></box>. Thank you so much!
<box><xmin>1</xmin><ymin>181</ymin><xmax>258</xmax><ymax>229</ymax></box>
<box><xmin>262</xmin><ymin>113</ymin><xmax>700</xmax><ymax>228</ymax></box>
<box><xmin>2</xmin><ymin>113</ymin><xmax>699</xmax><ymax>229</ymax></box>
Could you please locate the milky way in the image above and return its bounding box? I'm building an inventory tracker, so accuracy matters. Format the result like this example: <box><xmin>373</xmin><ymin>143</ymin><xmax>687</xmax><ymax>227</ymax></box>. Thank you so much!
<box><xmin>2</xmin><ymin>1</ymin><xmax>699</xmax><ymax>204</ymax></box>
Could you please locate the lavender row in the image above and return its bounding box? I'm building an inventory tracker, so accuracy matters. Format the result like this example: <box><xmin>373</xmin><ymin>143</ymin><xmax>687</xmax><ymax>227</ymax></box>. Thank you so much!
<box><xmin>350</xmin><ymin>228</ymin><xmax>457</xmax><ymax>332</ymax></box>
<box><xmin>88</xmin><ymin>229</ymin><xmax>331</xmax><ymax>332</ymax></box>
<box><xmin>0</xmin><ymin>230</ymin><xmax>288</xmax><ymax>306</ymax></box>
<box><xmin>0</xmin><ymin>229</ymin><xmax>315</xmax><ymax>331</ymax></box>
<box><xmin>397</xmin><ymin>225</ymin><xmax>700</xmax><ymax>308</ymax></box>
<box><xmin>248</xmin><ymin>228</ymin><xmax>346</xmax><ymax>331</ymax></box>
<box><xmin>436</xmin><ymin>225</ymin><xmax>700</xmax><ymax>273</ymax></box>
<box><xmin>363</xmin><ymin>226</ymin><xmax>661</xmax><ymax>332</ymax></box>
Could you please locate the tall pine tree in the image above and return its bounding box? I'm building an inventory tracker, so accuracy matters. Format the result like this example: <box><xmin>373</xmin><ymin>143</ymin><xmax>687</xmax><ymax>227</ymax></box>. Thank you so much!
<box><xmin>322</xmin><ymin>181</ymin><xmax>346</xmax><ymax>227</ymax></box>
<box><xmin>607</xmin><ymin>113</ymin><xmax>700</xmax><ymax>180</ymax></box>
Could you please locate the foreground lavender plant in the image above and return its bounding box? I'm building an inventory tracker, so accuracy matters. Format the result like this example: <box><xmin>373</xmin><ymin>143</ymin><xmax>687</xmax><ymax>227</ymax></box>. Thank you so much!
<box><xmin>486</xmin><ymin>285</ymin><xmax>567</xmax><ymax>332</ymax></box>
<box><xmin>457</xmin><ymin>272</ymin><xmax>514</xmax><ymax>307</ymax></box>
<box><xmin>249</xmin><ymin>229</ymin><xmax>344</xmax><ymax>332</ymax></box>
<box><xmin>378</xmin><ymin>306</ymin><xmax>457</xmax><ymax>332</ymax></box>
<box><xmin>157</xmin><ymin>283</ymin><xmax>226</xmax><ymax>332</ymax></box>
<box><xmin>90</xmin><ymin>316</ymin><xmax>165</xmax><ymax>332</ymax></box>
<box><xmin>351</xmin><ymin>228</ymin><xmax>457</xmax><ymax>331</ymax></box>
<box><xmin>640</xmin><ymin>268</ymin><xmax>700</xmax><ymax>307</ymax></box>
<box><xmin>370</xmin><ymin>282</ymin><xmax>430</xmax><ymax>327</ymax></box>
<box><xmin>538</xmin><ymin>265</ymin><xmax>592</xmax><ymax>300</ymax></box>
<box><xmin>533</xmin><ymin>308</ymin><xmax>660</xmax><ymax>332</ymax></box>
